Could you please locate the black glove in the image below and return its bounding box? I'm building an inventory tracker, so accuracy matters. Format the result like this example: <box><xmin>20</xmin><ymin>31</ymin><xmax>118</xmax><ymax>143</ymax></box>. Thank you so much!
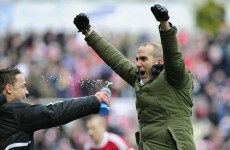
<box><xmin>151</xmin><ymin>4</ymin><xmax>169</xmax><ymax>21</ymax></box>
<box><xmin>73</xmin><ymin>13</ymin><xmax>91</xmax><ymax>33</ymax></box>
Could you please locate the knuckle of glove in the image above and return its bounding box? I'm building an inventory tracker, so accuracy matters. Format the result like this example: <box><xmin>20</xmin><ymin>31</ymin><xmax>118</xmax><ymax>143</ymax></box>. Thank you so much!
<box><xmin>151</xmin><ymin>5</ymin><xmax>169</xmax><ymax>21</ymax></box>
<box><xmin>74</xmin><ymin>13</ymin><xmax>90</xmax><ymax>32</ymax></box>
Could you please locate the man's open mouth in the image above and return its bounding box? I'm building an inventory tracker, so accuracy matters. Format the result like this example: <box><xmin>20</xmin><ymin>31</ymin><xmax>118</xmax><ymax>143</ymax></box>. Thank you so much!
<box><xmin>139</xmin><ymin>71</ymin><xmax>146</xmax><ymax>77</ymax></box>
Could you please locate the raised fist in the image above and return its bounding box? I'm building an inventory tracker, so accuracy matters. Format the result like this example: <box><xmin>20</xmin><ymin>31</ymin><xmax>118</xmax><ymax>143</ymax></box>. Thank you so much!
<box><xmin>151</xmin><ymin>4</ymin><xmax>170</xmax><ymax>21</ymax></box>
<box><xmin>73</xmin><ymin>13</ymin><xmax>91</xmax><ymax>33</ymax></box>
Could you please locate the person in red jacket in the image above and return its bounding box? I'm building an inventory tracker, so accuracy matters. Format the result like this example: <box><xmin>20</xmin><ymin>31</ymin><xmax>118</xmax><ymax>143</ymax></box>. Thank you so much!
<box><xmin>84</xmin><ymin>115</ymin><xmax>133</xmax><ymax>150</ymax></box>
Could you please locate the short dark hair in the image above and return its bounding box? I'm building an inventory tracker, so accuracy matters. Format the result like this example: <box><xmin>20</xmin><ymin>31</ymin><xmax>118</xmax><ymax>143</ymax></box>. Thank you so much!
<box><xmin>0</xmin><ymin>68</ymin><xmax>21</xmax><ymax>93</ymax></box>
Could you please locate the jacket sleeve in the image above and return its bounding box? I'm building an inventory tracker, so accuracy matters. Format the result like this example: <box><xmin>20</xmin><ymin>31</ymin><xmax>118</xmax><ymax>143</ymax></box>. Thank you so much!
<box><xmin>15</xmin><ymin>96</ymin><xmax>100</xmax><ymax>132</ymax></box>
<box><xmin>85</xmin><ymin>31</ymin><xmax>137</xmax><ymax>87</ymax></box>
<box><xmin>159</xmin><ymin>25</ymin><xmax>189</xmax><ymax>89</ymax></box>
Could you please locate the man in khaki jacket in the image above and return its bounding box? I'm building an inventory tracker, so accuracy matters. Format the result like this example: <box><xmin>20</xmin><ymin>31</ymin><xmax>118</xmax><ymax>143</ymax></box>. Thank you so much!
<box><xmin>74</xmin><ymin>4</ymin><xmax>195</xmax><ymax>150</ymax></box>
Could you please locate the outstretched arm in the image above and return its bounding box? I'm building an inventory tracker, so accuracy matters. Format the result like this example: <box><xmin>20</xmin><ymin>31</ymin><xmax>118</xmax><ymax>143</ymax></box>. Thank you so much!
<box><xmin>73</xmin><ymin>14</ymin><xmax>137</xmax><ymax>87</ymax></box>
<box><xmin>151</xmin><ymin>4</ymin><xmax>188</xmax><ymax>88</ymax></box>
<box><xmin>18</xmin><ymin>92</ymin><xmax>110</xmax><ymax>132</ymax></box>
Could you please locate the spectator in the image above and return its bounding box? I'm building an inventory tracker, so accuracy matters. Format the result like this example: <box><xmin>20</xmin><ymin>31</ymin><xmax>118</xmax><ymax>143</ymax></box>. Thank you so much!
<box><xmin>84</xmin><ymin>115</ymin><xmax>132</xmax><ymax>150</ymax></box>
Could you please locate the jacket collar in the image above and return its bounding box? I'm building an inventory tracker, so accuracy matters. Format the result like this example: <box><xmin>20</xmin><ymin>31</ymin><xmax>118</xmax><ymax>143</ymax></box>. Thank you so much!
<box><xmin>151</xmin><ymin>64</ymin><xmax>164</xmax><ymax>77</ymax></box>
<box><xmin>136</xmin><ymin>64</ymin><xmax>164</xmax><ymax>82</ymax></box>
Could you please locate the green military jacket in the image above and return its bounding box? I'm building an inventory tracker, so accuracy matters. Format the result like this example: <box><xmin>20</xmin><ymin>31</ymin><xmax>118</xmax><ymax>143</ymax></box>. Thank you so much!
<box><xmin>85</xmin><ymin>26</ymin><xmax>195</xmax><ymax>150</ymax></box>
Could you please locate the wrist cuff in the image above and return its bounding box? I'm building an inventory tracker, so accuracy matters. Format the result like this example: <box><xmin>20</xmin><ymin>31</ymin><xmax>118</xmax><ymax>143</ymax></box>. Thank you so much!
<box><xmin>159</xmin><ymin>22</ymin><xmax>173</xmax><ymax>31</ymax></box>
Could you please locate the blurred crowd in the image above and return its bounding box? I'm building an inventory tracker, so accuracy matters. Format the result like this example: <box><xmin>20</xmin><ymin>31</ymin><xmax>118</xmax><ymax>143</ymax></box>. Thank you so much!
<box><xmin>0</xmin><ymin>22</ymin><xmax>230</xmax><ymax>149</ymax></box>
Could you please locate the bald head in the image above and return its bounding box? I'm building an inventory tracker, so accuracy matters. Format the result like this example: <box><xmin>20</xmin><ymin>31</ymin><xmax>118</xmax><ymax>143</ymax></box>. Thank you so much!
<box><xmin>136</xmin><ymin>42</ymin><xmax>164</xmax><ymax>84</ymax></box>
<box><xmin>140</xmin><ymin>42</ymin><xmax>163</xmax><ymax>60</ymax></box>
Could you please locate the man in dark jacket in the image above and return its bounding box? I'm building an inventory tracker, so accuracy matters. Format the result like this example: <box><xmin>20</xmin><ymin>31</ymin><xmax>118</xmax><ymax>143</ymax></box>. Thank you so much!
<box><xmin>0</xmin><ymin>67</ymin><xmax>110</xmax><ymax>150</ymax></box>
<box><xmin>73</xmin><ymin>4</ymin><xmax>195</xmax><ymax>150</ymax></box>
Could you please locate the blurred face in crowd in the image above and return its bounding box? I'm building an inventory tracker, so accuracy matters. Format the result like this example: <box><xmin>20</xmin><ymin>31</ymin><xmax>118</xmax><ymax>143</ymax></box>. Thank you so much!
<box><xmin>86</xmin><ymin>116</ymin><xmax>106</xmax><ymax>144</ymax></box>
<box><xmin>6</xmin><ymin>74</ymin><xmax>29</xmax><ymax>101</ymax></box>
<box><xmin>136</xmin><ymin>43</ymin><xmax>163</xmax><ymax>84</ymax></box>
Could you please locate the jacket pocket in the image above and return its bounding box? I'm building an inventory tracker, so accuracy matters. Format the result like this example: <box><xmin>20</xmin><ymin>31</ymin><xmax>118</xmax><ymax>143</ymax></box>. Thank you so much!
<box><xmin>167</xmin><ymin>126</ymin><xmax>179</xmax><ymax>150</ymax></box>
<box><xmin>167</xmin><ymin>126</ymin><xmax>196</xmax><ymax>150</ymax></box>
<box><xmin>135</xmin><ymin>131</ymin><xmax>140</xmax><ymax>145</ymax></box>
